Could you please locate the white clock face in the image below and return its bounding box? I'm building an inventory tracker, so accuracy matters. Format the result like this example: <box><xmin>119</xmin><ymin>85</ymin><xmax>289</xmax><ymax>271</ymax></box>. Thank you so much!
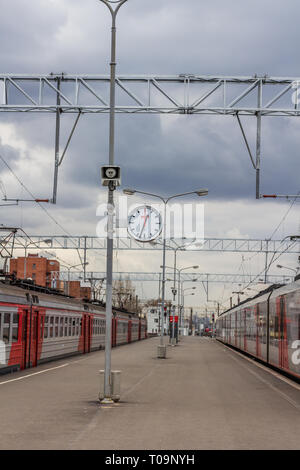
<box><xmin>128</xmin><ymin>205</ymin><xmax>162</xmax><ymax>242</ymax></box>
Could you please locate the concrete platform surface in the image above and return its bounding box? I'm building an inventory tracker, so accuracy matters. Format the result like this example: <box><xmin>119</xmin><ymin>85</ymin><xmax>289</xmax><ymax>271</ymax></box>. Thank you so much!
<box><xmin>0</xmin><ymin>336</ymin><xmax>299</xmax><ymax>450</ymax></box>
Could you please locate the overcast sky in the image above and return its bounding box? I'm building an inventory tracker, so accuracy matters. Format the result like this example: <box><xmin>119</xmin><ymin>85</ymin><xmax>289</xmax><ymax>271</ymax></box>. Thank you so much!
<box><xmin>0</xmin><ymin>0</ymin><xmax>299</xmax><ymax>310</ymax></box>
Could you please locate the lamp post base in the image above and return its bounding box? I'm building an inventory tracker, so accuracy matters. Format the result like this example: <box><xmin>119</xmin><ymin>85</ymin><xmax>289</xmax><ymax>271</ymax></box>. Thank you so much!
<box><xmin>100</xmin><ymin>397</ymin><xmax>115</xmax><ymax>405</ymax></box>
<box><xmin>99</xmin><ymin>370</ymin><xmax>121</xmax><ymax>402</ymax></box>
<box><xmin>157</xmin><ymin>344</ymin><xmax>167</xmax><ymax>359</ymax></box>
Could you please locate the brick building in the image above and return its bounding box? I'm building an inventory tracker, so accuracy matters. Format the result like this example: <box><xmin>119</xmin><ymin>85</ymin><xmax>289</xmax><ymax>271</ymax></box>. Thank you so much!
<box><xmin>66</xmin><ymin>281</ymin><xmax>91</xmax><ymax>301</ymax></box>
<box><xmin>9</xmin><ymin>254</ymin><xmax>60</xmax><ymax>288</ymax></box>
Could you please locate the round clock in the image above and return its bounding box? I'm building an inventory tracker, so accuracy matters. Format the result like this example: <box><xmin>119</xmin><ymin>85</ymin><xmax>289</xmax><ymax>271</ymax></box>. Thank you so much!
<box><xmin>127</xmin><ymin>205</ymin><xmax>162</xmax><ymax>242</ymax></box>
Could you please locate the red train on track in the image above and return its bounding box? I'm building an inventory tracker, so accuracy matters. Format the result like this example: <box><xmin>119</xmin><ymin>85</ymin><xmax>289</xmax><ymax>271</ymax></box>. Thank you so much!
<box><xmin>216</xmin><ymin>278</ymin><xmax>300</xmax><ymax>380</ymax></box>
<box><xmin>0</xmin><ymin>281</ymin><xmax>147</xmax><ymax>375</ymax></box>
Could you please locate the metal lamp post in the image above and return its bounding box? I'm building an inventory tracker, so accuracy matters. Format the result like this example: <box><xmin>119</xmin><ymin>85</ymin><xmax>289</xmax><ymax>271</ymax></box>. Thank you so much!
<box><xmin>181</xmin><ymin>292</ymin><xmax>195</xmax><ymax>334</ymax></box>
<box><xmin>98</xmin><ymin>0</ymin><xmax>128</xmax><ymax>403</ymax></box>
<box><xmin>124</xmin><ymin>188</ymin><xmax>208</xmax><ymax>357</ymax></box>
<box><xmin>163</xmin><ymin>264</ymin><xmax>199</xmax><ymax>341</ymax></box>
<box><xmin>178</xmin><ymin>267</ymin><xmax>198</xmax><ymax>337</ymax></box>
<box><xmin>151</xmin><ymin>239</ymin><xmax>195</xmax><ymax>343</ymax></box>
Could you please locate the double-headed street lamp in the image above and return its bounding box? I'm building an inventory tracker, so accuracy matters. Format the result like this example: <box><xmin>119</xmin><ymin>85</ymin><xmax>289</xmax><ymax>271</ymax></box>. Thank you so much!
<box><xmin>124</xmin><ymin>188</ymin><xmax>208</xmax><ymax>357</ymax></box>
<box><xmin>98</xmin><ymin>0</ymin><xmax>128</xmax><ymax>404</ymax></box>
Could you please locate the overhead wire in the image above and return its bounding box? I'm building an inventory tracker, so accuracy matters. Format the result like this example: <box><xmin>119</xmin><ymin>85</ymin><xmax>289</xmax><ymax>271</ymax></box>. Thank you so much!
<box><xmin>0</xmin><ymin>152</ymin><xmax>85</xmax><ymax>266</ymax></box>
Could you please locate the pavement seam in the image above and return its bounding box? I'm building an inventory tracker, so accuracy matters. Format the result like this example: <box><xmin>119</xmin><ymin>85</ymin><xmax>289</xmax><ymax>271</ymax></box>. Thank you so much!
<box><xmin>0</xmin><ymin>363</ymin><xmax>69</xmax><ymax>386</ymax></box>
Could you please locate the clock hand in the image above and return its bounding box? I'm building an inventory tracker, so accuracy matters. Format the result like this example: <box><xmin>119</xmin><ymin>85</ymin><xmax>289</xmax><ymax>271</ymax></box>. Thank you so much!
<box><xmin>139</xmin><ymin>214</ymin><xmax>149</xmax><ymax>238</ymax></box>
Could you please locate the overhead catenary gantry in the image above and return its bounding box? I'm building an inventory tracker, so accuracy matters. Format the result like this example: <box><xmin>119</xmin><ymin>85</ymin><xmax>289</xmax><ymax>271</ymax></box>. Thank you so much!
<box><xmin>58</xmin><ymin>271</ymin><xmax>293</xmax><ymax>285</ymax></box>
<box><xmin>1</xmin><ymin>73</ymin><xmax>300</xmax><ymax>200</ymax></box>
<box><xmin>8</xmin><ymin>235</ymin><xmax>300</xmax><ymax>253</ymax></box>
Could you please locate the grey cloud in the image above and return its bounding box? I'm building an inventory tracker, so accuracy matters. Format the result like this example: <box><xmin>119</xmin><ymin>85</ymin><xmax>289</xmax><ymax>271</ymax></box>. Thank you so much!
<box><xmin>0</xmin><ymin>0</ymin><xmax>299</xmax><ymax>252</ymax></box>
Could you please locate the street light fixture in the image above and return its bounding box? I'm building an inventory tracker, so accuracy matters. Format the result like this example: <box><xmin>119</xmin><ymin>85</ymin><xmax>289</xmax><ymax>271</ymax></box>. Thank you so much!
<box><xmin>124</xmin><ymin>188</ymin><xmax>208</xmax><ymax>357</ymax></box>
<box><xmin>277</xmin><ymin>264</ymin><xmax>299</xmax><ymax>275</ymax></box>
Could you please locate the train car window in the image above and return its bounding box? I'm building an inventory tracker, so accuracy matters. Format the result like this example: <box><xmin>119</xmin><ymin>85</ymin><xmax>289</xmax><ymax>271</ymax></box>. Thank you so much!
<box><xmin>2</xmin><ymin>313</ymin><xmax>11</xmax><ymax>343</ymax></box>
<box><xmin>3</xmin><ymin>326</ymin><xmax>10</xmax><ymax>343</ymax></box>
<box><xmin>12</xmin><ymin>314</ymin><xmax>19</xmax><ymax>343</ymax></box>
<box><xmin>55</xmin><ymin>317</ymin><xmax>59</xmax><ymax>337</ymax></box>
<box><xmin>76</xmin><ymin>318</ymin><xmax>79</xmax><ymax>336</ymax></box>
<box><xmin>12</xmin><ymin>326</ymin><xmax>18</xmax><ymax>342</ymax></box>
<box><xmin>49</xmin><ymin>317</ymin><xmax>54</xmax><ymax>338</ymax></box>
<box><xmin>64</xmin><ymin>317</ymin><xmax>68</xmax><ymax>337</ymax></box>
<box><xmin>72</xmin><ymin>318</ymin><xmax>76</xmax><ymax>336</ymax></box>
<box><xmin>68</xmin><ymin>318</ymin><xmax>72</xmax><ymax>336</ymax></box>
<box><xmin>60</xmin><ymin>317</ymin><xmax>64</xmax><ymax>337</ymax></box>
<box><xmin>44</xmin><ymin>317</ymin><xmax>49</xmax><ymax>339</ymax></box>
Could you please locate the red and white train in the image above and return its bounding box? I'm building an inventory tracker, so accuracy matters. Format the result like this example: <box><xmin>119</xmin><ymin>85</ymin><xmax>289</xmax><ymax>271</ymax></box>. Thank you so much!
<box><xmin>216</xmin><ymin>278</ymin><xmax>300</xmax><ymax>380</ymax></box>
<box><xmin>0</xmin><ymin>281</ymin><xmax>147</xmax><ymax>375</ymax></box>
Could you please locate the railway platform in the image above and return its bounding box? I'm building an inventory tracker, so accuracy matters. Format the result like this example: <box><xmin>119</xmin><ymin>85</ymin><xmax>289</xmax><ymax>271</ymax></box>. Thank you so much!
<box><xmin>0</xmin><ymin>336</ymin><xmax>299</xmax><ymax>450</ymax></box>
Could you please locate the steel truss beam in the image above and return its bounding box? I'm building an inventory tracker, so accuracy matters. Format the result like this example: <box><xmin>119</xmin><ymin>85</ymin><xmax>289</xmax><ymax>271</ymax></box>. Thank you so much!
<box><xmin>0</xmin><ymin>74</ymin><xmax>299</xmax><ymax>116</ymax></box>
<box><xmin>1</xmin><ymin>73</ymin><xmax>299</xmax><ymax>200</ymax></box>
<box><xmin>8</xmin><ymin>235</ymin><xmax>300</xmax><ymax>254</ymax></box>
<box><xmin>59</xmin><ymin>271</ymin><xmax>292</xmax><ymax>284</ymax></box>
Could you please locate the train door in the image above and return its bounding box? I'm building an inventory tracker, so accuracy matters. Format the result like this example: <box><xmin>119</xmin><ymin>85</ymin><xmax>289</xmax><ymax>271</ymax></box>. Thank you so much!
<box><xmin>31</xmin><ymin>309</ymin><xmax>39</xmax><ymax>367</ymax></box>
<box><xmin>21</xmin><ymin>309</ymin><xmax>29</xmax><ymax>370</ymax></box>
<box><xmin>238</xmin><ymin>311</ymin><xmax>241</xmax><ymax>349</ymax></box>
<box><xmin>235</xmin><ymin>311</ymin><xmax>238</xmax><ymax>347</ymax></box>
<box><xmin>278</xmin><ymin>296</ymin><xmax>289</xmax><ymax>370</ymax></box>
<box><xmin>21</xmin><ymin>307</ymin><xmax>39</xmax><ymax>369</ymax></box>
<box><xmin>84</xmin><ymin>315</ymin><xmax>91</xmax><ymax>353</ymax></box>
<box><xmin>128</xmin><ymin>320</ymin><xmax>132</xmax><ymax>343</ymax></box>
<box><xmin>256</xmin><ymin>305</ymin><xmax>262</xmax><ymax>358</ymax></box>
<box><xmin>244</xmin><ymin>309</ymin><xmax>247</xmax><ymax>352</ymax></box>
